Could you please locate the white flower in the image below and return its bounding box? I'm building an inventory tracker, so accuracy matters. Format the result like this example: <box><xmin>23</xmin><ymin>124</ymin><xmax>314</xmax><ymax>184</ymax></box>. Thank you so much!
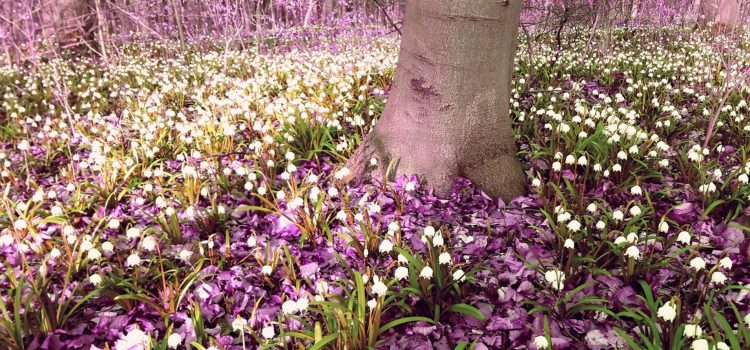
<box><xmin>179</xmin><ymin>249</ymin><xmax>193</xmax><ymax>262</ymax></box>
<box><xmin>432</xmin><ymin>234</ymin><xmax>444</xmax><ymax>247</ymax></box>
<box><xmin>195</xmin><ymin>284</ymin><xmax>212</xmax><ymax>299</ymax></box>
<box><xmin>716</xmin><ymin>342</ymin><xmax>730</xmax><ymax>350</ymax></box>
<box><xmin>261</xmin><ymin>265</ymin><xmax>273</xmax><ymax>275</ymax></box>
<box><xmin>626</xmin><ymin>232</ymin><xmax>638</xmax><ymax>243</ymax></box>
<box><xmin>567</xmin><ymin>220</ymin><xmax>582</xmax><ymax>232</ymax></box>
<box><xmin>676</xmin><ymin>231</ymin><xmax>691</xmax><ymax>245</ymax></box>
<box><xmin>17</xmin><ymin>140</ymin><xmax>30</xmax><ymax>151</ymax></box>
<box><xmin>87</xmin><ymin>248</ymin><xmax>102</xmax><ymax>260</ymax></box>
<box><xmin>544</xmin><ymin>269</ymin><xmax>566</xmax><ymax>291</ymax></box>
<box><xmin>89</xmin><ymin>273</ymin><xmax>103</xmax><ymax>286</ymax></box>
<box><xmin>565</xmin><ymin>154</ymin><xmax>575</xmax><ymax>165</ymax></box>
<box><xmin>739</xmin><ymin>174</ymin><xmax>749</xmax><ymax>184</ymax></box>
<box><xmin>534</xmin><ymin>335</ymin><xmax>549</xmax><ymax>349</ymax></box>
<box><xmin>405</xmin><ymin>181</ymin><xmax>416</xmax><ymax>191</ymax></box>
<box><xmin>614</xmin><ymin>236</ymin><xmax>628</xmax><ymax>245</ymax></box>
<box><xmin>698</xmin><ymin>182</ymin><xmax>717</xmax><ymax>193</ymax></box>
<box><xmin>657</xmin><ymin>301</ymin><xmax>677</xmax><ymax>322</ymax></box>
<box><xmin>282</xmin><ymin>300</ymin><xmax>298</xmax><ymax>314</ymax></box>
<box><xmin>631</xmin><ymin>185</ymin><xmax>642</xmax><ymax>196</ymax></box>
<box><xmin>49</xmin><ymin>248</ymin><xmax>61</xmax><ymax>259</ymax></box>
<box><xmin>0</xmin><ymin>234</ymin><xmax>13</xmax><ymax>247</ymax></box>
<box><xmin>596</xmin><ymin>220</ymin><xmax>606</xmax><ymax>230</ymax></box>
<box><xmin>532</xmin><ymin>178</ymin><xmax>542</xmax><ymax>187</ymax></box>
<box><xmin>296</xmin><ymin>297</ymin><xmax>309</xmax><ymax>312</ymax></box>
<box><xmin>108</xmin><ymin>218</ymin><xmax>121</xmax><ymax>229</ymax></box>
<box><xmin>126</xmin><ymin>254</ymin><xmax>142</xmax><ymax>267</ymax></box>
<box><xmin>658</xmin><ymin>221</ymin><xmax>669</xmax><ymax>233</ymax></box>
<box><xmin>453</xmin><ymin>269</ymin><xmax>465</xmax><ymax>282</ymax></box>
<box><xmin>141</xmin><ymin>236</ymin><xmax>157</xmax><ymax>251</ymax></box>
<box><xmin>395</xmin><ymin>266</ymin><xmax>409</xmax><ymax>280</ymax></box>
<box><xmin>719</xmin><ymin>257</ymin><xmax>732</xmax><ymax>269</ymax></box>
<box><xmin>367</xmin><ymin>299</ymin><xmax>378</xmax><ymax>310</ymax></box>
<box><xmin>397</xmin><ymin>254</ymin><xmax>408</xmax><ymax>264</ymax></box>
<box><xmin>51</xmin><ymin>206</ymin><xmax>63</xmax><ymax>216</ymax></box>
<box><xmin>66</xmin><ymin>232</ymin><xmax>77</xmax><ymax>245</ymax></box>
<box><xmin>368</xmin><ymin>203</ymin><xmax>381</xmax><ymax>214</ymax></box>
<box><xmin>247</xmin><ymin>236</ymin><xmax>257</xmax><ymax>247</ymax></box>
<box><xmin>424</xmin><ymin>226</ymin><xmax>436</xmax><ymax>237</ymax></box>
<box><xmin>629</xmin><ymin>205</ymin><xmax>642</xmax><ymax>217</ymax></box>
<box><xmin>624</xmin><ymin>246</ymin><xmax>640</xmax><ymax>260</ymax></box>
<box><xmin>612</xmin><ymin>210</ymin><xmax>624</xmax><ymax>221</ymax></box>
<box><xmin>689</xmin><ymin>257</ymin><xmax>706</xmax><ymax>271</ymax></box>
<box><xmin>564</xmin><ymin>239</ymin><xmax>575</xmax><ymax>249</ymax></box>
<box><xmin>420</xmin><ymin>266</ymin><xmax>433</xmax><ymax>279</ymax></box>
<box><xmin>334</xmin><ymin>167</ymin><xmax>351</xmax><ymax>180</ymax></box>
<box><xmin>388</xmin><ymin>221</ymin><xmax>400</xmax><ymax>232</ymax></box>
<box><xmin>371</xmin><ymin>279</ymin><xmax>387</xmax><ymax>296</ymax></box>
<box><xmin>586</xmin><ymin>203</ymin><xmax>597</xmax><ymax>213</ymax></box>
<box><xmin>316</xmin><ymin>280</ymin><xmax>329</xmax><ymax>294</ymax></box>
<box><xmin>711</xmin><ymin>271</ymin><xmax>727</xmax><ymax>285</ymax></box>
<box><xmin>101</xmin><ymin>241</ymin><xmax>114</xmax><ymax>253</ymax></box>
<box><xmin>167</xmin><ymin>333</ymin><xmax>182</xmax><ymax>349</ymax></box>
<box><xmin>683</xmin><ymin>324</ymin><xmax>702</xmax><ymax>338</ymax></box>
<box><xmin>80</xmin><ymin>239</ymin><xmax>94</xmax><ymax>252</ymax></box>
<box><xmin>232</xmin><ymin>316</ymin><xmax>247</xmax><ymax>332</ymax></box>
<box><xmin>13</xmin><ymin>219</ymin><xmax>27</xmax><ymax>231</ymax></box>
<box><xmin>438</xmin><ymin>252</ymin><xmax>452</xmax><ymax>265</ymax></box>
<box><xmin>552</xmin><ymin>161</ymin><xmax>561</xmax><ymax>172</ymax></box>
<box><xmin>126</xmin><ymin>227</ymin><xmax>142</xmax><ymax>240</ymax></box>
<box><xmin>690</xmin><ymin>339</ymin><xmax>708</xmax><ymax>350</ymax></box>
<box><xmin>114</xmin><ymin>328</ymin><xmax>150</xmax><ymax>350</ymax></box>
<box><xmin>378</xmin><ymin>239</ymin><xmax>394</xmax><ymax>253</ymax></box>
<box><xmin>261</xmin><ymin>324</ymin><xmax>275</xmax><ymax>339</ymax></box>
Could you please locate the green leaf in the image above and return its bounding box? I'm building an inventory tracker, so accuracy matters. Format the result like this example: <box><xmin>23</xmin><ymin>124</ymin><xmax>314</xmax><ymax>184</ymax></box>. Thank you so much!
<box><xmin>614</xmin><ymin>328</ymin><xmax>643</xmax><ymax>350</ymax></box>
<box><xmin>379</xmin><ymin>316</ymin><xmax>435</xmax><ymax>335</ymax></box>
<box><xmin>713</xmin><ymin>309</ymin><xmax>741</xmax><ymax>349</ymax></box>
<box><xmin>308</xmin><ymin>333</ymin><xmax>339</xmax><ymax>350</ymax></box>
<box><xmin>447</xmin><ymin>303</ymin><xmax>486</xmax><ymax>322</ymax></box>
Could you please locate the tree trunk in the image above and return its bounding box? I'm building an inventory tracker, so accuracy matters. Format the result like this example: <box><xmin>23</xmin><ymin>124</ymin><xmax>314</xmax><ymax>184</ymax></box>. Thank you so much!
<box><xmin>345</xmin><ymin>0</ymin><xmax>525</xmax><ymax>202</ymax></box>
<box><xmin>629</xmin><ymin>0</ymin><xmax>640</xmax><ymax>26</ymax></box>
<box><xmin>54</xmin><ymin>0</ymin><xmax>97</xmax><ymax>53</ymax></box>
<box><xmin>303</xmin><ymin>0</ymin><xmax>316</xmax><ymax>27</ymax></box>
<box><xmin>698</xmin><ymin>0</ymin><xmax>742</xmax><ymax>29</ymax></box>
<box><xmin>322</xmin><ymin>0</ymin><xmax>334</xmax><ymax>24</ymax></box>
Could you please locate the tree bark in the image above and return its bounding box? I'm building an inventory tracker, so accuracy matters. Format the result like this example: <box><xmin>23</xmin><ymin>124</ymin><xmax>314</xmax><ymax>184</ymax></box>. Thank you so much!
<box><xmin>54</xmin><ymin>0</ymin><xmax>97</xmax><ymax>53</ymax></box>
<box><xmin>698</xmin><ymin>0</ymin><xmax>742</xmax><ymax>29</ymax></box>
<box><xmin>322</xmin><ymin>0</ymin><xmax>334</xmax><ymax>24</ymax></box>
<box><xmin>345</xmin><ymin>0</ymin><xmax>526</xmax><ymax>202</ymax></box>
<box><xmin>303</xmin><ymin>0</ymin><xmax>316</xmax><ymax>27</ymax></box>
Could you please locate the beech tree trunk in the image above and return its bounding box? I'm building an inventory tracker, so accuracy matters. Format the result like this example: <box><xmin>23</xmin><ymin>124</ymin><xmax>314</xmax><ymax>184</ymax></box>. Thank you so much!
<box><xmin>54</xmin><ymin>0</ymin><xmax>97</xmax><ymax>52</ymax></box>
<box><xmin>698</xmin><ymin>0</ymin><xmax>742</xmax><ymax>28</ymax></box>
<box><xmin>322</xmin><ymin>0</ymin><xmax>335</xmax><ymax>24</ymax></box>
<box><xmin>345</xmin><ymin>0</ymin><xmax>526</xmax><ymax>202</ymax></box>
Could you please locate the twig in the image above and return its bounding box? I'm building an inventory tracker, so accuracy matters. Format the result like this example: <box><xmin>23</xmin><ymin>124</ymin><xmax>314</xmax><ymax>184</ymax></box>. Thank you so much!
<box><xmin>370</xmin><ymin>0</ymin><xmax>402</xmax><ymax>36</ymax></box>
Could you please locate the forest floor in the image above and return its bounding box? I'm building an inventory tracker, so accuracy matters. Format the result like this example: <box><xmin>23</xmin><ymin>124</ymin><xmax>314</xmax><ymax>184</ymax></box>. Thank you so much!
<box><xmin>1</xmin><ymin>27</ymin><xmax>750</xmax><ymax>350</ymax></box>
